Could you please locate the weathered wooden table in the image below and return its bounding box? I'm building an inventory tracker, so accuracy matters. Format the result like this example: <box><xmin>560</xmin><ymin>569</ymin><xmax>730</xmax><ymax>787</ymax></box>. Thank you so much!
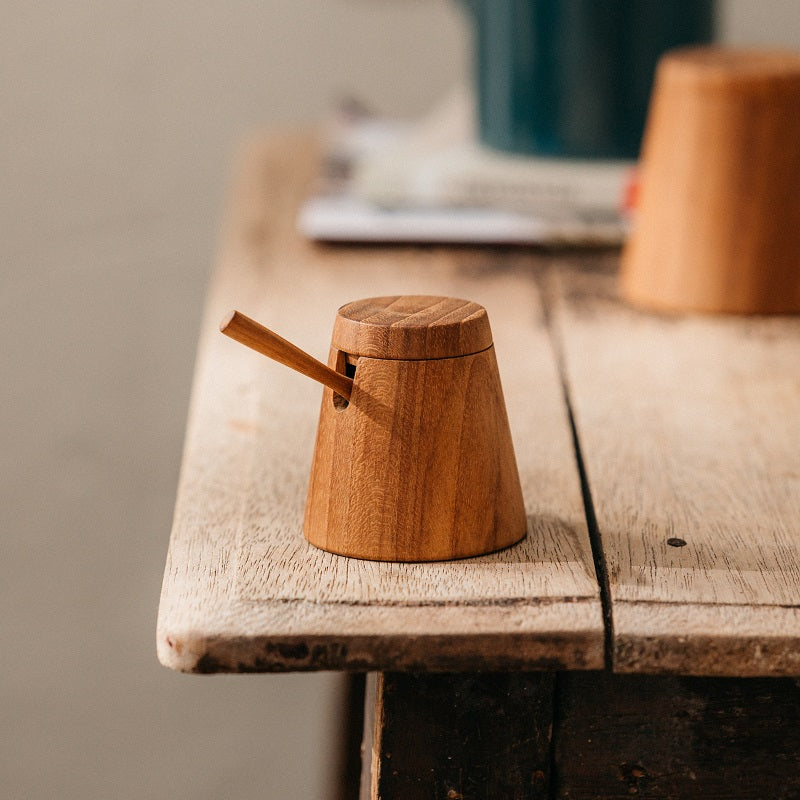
<box><xmin>158</xmin><ymin>134</ymin><xmax>800</xmax><ymax>799</ymax></box>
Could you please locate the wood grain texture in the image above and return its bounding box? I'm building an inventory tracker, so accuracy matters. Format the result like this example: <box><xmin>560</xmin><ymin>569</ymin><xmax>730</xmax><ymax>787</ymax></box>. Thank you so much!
<box><xmin>369</xmin><ymin>672</ymin><xmax>554</xmax><ymax>800</ymax></box>
<box><xmin>621</xmin><ymin>47</ymin><xmax>800</xmax><ymax>314</ymax></box>
<box><xmin>304</xmin><ymin>341</ymin><xmax>527</xmax><ymax>561</ymax></box>
<box><xmin>551</xmin><ymin>260</ymin><xmax>800</xmax><ymax>675</ymax></box>
<box><xmin>332</xmin><ymin>295</ymin><xmax>492</xmax><ymax>360</ymax></box>
<box><xmin>555</xmin><ymin>671</ymin><xmax>800</xmax><ymax>799</ymax></box>
<box><xmin>156</xmin><ymin>132</ymin><xmax>602</xmax><ymax>672</ymax></box>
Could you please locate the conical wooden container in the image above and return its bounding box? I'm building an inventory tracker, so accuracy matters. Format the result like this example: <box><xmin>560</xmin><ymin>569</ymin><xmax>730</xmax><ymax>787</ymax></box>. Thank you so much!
<box><xmin>304</xmin><ymin>296</ymin><xmax>527</xmax><ymax>562</ymax></box>
<box><xmin>621</xmin><ymin>48</ymin><xmax>800</xmax><ymax>314</ymax></box>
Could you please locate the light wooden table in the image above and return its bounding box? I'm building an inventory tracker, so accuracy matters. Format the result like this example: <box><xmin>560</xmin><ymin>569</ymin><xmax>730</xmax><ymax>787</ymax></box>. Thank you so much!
<box><xmin>158</xmin><ymin>134</ymin><xmax>800</xmax><ymax>799</ymax></box>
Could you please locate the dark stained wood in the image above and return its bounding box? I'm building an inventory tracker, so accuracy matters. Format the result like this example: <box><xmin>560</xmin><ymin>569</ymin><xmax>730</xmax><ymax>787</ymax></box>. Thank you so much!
<box><xmin>370</xmin><ymin>672</ymin><xmax>555</xmax><ymax>800</ymax></box>
<box><xmin>554</xmin><ymin>671</ymin><xmax>800</xmax><ymax>799</ymax></box>
<box><xmin>365</xmin><ymin>670</ymin><xmax>800</xmax><ymax>800</ymax></box>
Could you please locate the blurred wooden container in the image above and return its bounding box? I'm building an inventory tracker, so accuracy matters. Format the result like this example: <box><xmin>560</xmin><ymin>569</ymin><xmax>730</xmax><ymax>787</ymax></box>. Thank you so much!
<box><xmin>620</xmin><ymin>48</ymin><xmax>800</xmax><ymax>314</ymax></box>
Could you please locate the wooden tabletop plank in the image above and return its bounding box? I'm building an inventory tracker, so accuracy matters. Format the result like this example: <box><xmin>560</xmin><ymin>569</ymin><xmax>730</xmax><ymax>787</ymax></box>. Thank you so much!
<box><xmin>157</xmin><ymin>134</ymin><xmax>603</xmax><ymax>672</ymax></box>
<box><xmin>552</xmin><ymin>260</ymin><xmax>800</xmax><ymax>676</ymax></box>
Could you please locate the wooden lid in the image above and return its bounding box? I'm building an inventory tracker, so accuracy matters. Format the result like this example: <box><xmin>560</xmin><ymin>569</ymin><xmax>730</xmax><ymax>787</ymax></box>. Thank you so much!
<box><xmin>332</xmin><ymin>296</ymin><xmax>493</xmax><ymax>360</ymax></box>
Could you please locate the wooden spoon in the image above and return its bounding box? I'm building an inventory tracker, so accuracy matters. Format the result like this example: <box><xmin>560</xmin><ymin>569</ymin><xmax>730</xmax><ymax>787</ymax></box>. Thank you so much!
<box><xmin>220</xmin><ymin>310</ymin><xmax>353</xmax><ymax>401</ymax></box>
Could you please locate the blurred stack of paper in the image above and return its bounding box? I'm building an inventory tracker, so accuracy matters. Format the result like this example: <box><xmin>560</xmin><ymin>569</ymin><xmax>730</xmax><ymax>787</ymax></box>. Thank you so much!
<box><xmin>298</xmin><ymin>88</ymin><xmax>634</xmax><ymax>246</ymax></box>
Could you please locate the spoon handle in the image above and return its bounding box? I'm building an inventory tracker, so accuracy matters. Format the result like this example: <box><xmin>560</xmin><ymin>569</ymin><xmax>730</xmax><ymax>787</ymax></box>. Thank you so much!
<box><xmin>220</xmin><ymin>310</ymin><xmax>353</xmax><ymax>401</ymax></box>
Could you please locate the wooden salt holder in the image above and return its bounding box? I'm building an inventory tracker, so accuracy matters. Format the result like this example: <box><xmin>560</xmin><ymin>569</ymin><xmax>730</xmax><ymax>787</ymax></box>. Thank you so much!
<box><xmin>222</xmin><ymin>296</ymin><xmax>527</xmax><ymax>562</ymax></box>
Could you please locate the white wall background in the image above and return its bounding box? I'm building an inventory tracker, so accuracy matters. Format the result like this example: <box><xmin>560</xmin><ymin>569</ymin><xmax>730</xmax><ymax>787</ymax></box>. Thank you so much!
<box><xmin>2</xmin><ymin>2</ymin><xmax>799</xmax><ymax>798</ymax></box>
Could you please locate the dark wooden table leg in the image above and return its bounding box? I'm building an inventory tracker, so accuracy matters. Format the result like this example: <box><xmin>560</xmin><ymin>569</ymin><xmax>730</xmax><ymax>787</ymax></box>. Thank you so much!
<box><xmin>363</xmin><ymin>672</ymin><xmax>556</xmax><ymax>800</ymax></box>
<box><xmin>554</xmin><ymin>671</ymin><xmax>800</xmax><ymax>799</ymax></box>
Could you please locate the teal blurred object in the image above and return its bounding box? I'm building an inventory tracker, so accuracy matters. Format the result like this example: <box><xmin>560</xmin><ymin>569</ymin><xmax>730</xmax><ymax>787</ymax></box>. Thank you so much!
<box><xmin>462</xmin><ymin>0</ymin><xmax>714</xmax><ymax>159</ymax></box>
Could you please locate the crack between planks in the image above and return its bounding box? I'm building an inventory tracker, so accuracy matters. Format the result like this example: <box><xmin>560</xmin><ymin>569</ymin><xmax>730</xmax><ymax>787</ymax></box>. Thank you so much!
<box><xmin>538</xmin><ymin>264</ymin><xmax>615</xmax><ymax>672</ymax></box>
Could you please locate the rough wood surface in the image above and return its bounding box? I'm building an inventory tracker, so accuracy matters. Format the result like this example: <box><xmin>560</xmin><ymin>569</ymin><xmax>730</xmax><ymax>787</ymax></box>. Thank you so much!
<box><xmin>369</xmin><ymin>672</ymin><xmax>554</xmax><ymax>800</ymax></box>
<box><xmin>551</xmin><ymin>260</ymin><xmax>800</xmax><ymax>675</ymax></box>
<box><xmin>157</xmin><ymin>133</ymin><xmax>602</xmax><ymax>672</ymax></box>
<box><xmin>554</xmin><ymin>671</ymin><xmax>800</xmax><ymax>799</ymax></box>
<box><xmin>304</xmin><ymin>342</ymin><xmax>527</xmax><ymax>561</ymax></box>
